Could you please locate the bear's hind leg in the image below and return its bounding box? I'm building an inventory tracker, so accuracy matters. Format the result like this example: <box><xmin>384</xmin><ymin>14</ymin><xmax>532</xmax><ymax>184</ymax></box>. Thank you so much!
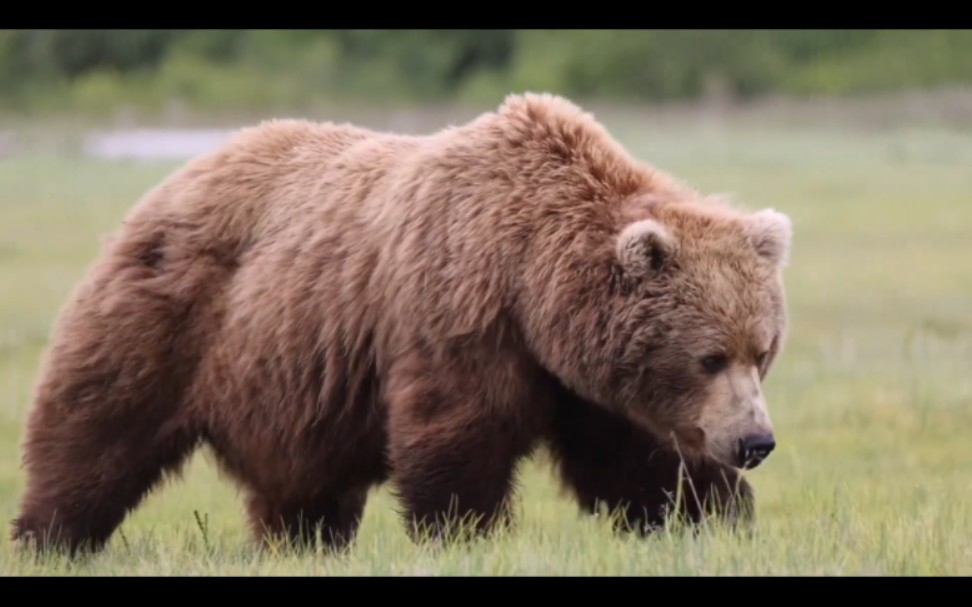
<box><xmin>246</xmin><ymin>487</ymin><xmax>369</xmax><ymax>552</ymax></box>
<box><xmin>12</xmin><ymin>229</ymin><xmax>208</xmax><ymax>555</ymax></box>
<box><xmin>13</xmin><ymin>409</ymin><xmax>198</xmax><ymax>555</ymax></box>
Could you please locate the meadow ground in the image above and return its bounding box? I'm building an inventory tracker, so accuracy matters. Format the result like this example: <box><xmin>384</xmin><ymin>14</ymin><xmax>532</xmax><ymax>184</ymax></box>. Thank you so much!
<box><xmin>0</xmin><ymin>106</ymin><xmax>970</xmax><ymax>575</ymax></box>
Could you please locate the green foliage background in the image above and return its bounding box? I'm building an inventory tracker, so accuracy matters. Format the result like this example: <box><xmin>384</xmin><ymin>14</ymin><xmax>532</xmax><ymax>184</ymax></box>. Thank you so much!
<box><xmin>2</xmin><ymin>30</ymin><xmax>971</xmax><ymax>113</ymax></box>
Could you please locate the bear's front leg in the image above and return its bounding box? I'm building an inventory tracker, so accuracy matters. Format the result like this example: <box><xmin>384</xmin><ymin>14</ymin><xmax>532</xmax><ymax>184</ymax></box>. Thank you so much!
<box><xmin>547</xmin><ymin>386</ymin><xmax>754</xmax><ymax>535</ymax></box>
<box><xmin>385</xmin><ymin>352</ymin><xmax>537</xmax><ymax>543</ymax></box>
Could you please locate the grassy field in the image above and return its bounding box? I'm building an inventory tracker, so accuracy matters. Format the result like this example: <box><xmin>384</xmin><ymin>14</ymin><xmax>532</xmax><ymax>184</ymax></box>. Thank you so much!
<box><xmin>1</xmin><ymin>108</ymin><xmax>970</xmax><ymax>575</ymax></box>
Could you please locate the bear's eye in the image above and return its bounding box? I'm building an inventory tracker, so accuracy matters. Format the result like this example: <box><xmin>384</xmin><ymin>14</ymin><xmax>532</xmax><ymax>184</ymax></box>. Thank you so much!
<box><xmin>700</xmin><ymin>354</ymin><xmax>728</xmax><ymax>374</ymax></box>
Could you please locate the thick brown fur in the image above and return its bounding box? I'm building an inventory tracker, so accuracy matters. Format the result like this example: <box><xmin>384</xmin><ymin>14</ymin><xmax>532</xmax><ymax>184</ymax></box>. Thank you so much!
<box><xmin>12</xmin><ymin>93</ymin><xmax>789</xmax><ymax>555</ymax></box>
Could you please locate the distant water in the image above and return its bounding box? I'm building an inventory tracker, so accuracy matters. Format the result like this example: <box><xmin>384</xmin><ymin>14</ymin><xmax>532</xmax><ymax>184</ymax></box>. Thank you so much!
<box><xmin>83</xmin><ymin>128</ymin><xmax>236</xmax><ymax>161</ymax></box>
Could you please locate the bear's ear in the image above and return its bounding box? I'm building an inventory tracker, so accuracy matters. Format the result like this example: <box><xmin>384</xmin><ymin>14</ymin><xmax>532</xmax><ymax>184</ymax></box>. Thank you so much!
<box><xmin>747</xmin><ymin>209</ymin><xmax>792</xmax><ymax>267</ymax></box>
<box><xmin>615</xmin><ymin>218</ymin><xmax>676</xmax><ymax>280</ymax></box>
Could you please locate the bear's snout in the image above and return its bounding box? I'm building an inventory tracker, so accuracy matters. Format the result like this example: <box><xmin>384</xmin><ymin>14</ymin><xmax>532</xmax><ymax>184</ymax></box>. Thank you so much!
<box><xmin>737</xmin><ymin>433</ymin><xmax>776</xmax><ymax>469</ymax></box>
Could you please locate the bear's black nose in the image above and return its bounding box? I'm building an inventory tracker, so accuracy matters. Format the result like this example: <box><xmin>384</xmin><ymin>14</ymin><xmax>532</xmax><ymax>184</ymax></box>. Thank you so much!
<box><xmin>737</xmin><ymin>434</ymin><xmax>776</xmax><ymax>469</ymax></box>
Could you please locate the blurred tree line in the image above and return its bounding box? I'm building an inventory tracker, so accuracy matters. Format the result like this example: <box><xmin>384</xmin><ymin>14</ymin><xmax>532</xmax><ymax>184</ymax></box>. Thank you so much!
<box><xmin>1</xmin><ymin>29</ymin><xmax>970</xmax><ymax>113</ymax></box>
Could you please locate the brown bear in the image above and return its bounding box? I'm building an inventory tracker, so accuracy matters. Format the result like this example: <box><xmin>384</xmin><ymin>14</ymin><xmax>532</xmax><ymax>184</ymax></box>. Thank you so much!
<box><xmin>12</xmin><ymin>93</ymin><xmax>791</xmax><ymax>555</ymax></box>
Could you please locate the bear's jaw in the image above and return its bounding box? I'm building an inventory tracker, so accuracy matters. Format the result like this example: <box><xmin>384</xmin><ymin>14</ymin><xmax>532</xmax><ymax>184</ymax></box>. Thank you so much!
<box><xmin>665</xmin><ymin>426</ymin><xmax>708</xmax><ymax>463</ymax></box>
<box><xmin>625</xmin><ymin>409</ymin><xmax>708</xmax><ymax>463</ymax></box>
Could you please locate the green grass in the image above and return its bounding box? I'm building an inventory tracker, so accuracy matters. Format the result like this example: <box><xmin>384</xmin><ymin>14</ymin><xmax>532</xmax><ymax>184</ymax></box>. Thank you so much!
<box><xmin>1</xmin><ymin>111</ymin><xmax>971</xmax><ymax>575</ymax></box>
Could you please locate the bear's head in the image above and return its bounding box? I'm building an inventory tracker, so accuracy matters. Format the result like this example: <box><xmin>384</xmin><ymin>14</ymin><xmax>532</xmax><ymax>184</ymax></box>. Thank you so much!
<box><xmin>604</xmin><ymin>196</ymin><xmax>791</xmax><ymax>470</ymax></box>
<box><xmin>492</xmin><ymin>93</ymin><xmax>791</xmax><ymax>470</ymax></box>
<box><xmin>528</xmin><ymin>191</ymin><xmax>792</xmax><ymax>471</ymax></box>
